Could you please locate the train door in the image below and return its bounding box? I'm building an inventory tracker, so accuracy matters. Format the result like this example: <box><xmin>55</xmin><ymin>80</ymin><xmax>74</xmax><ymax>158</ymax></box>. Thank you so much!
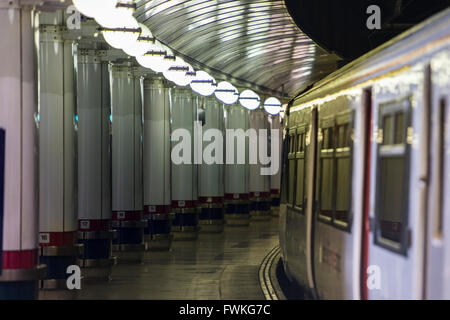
<box><xmin>313</xmin><ymin>97</ymin><xmax>355</xmax><ymax>299</ymax></box>
<box><xmin>425</xmin><ymin>51</ymin><xmax>450</xmax><ymax>299</ymax></box>
<box><xmin>367</xmin><ymin>67</ymin><xmax>425</xmax><ymax>299</ymax></box>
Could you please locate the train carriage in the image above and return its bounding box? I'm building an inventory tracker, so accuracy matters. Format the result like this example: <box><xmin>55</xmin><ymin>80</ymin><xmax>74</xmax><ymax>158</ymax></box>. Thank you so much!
<box><xmin>280</xmin><ymin>8</ymin><xmax>450</xmax><ymax>300</ymax></box>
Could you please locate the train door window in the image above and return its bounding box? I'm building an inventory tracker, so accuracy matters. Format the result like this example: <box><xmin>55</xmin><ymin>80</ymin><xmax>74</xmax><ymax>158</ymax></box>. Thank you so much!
<box><xmin>295</xmin><ymin>125</ymin><xmax>307</xmax><ymax>213</ymax></box>
<box><xmin>375</xmin><ymin>97</ymin><xmax>411</xmax><ymax>254</ymax></box>
<box><xmin>334</xmin><ymin>111</ymin><xmax>354</xmax><ymax>228</ymax></box>
<box><xmin>287</xmin><ymin>129</ymin><xmax>297</xmax><ymax>207</ymax></box>
<box><xmin>318</xmin><ymin>117</ymin><xmax>335</xmax><ymax>221</ymax></box>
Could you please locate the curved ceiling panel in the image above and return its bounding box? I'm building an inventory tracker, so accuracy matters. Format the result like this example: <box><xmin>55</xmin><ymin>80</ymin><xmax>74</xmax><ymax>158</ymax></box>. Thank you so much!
<box><xmin>135</xmin><ymin>0</ymin><xmax>341</xmax><ymax>98</ymax></box>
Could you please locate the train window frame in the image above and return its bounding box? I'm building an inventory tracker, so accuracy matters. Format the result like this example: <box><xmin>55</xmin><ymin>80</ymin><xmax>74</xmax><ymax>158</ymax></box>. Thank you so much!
<box><xmin>374</xmin><ymin>96</ymin><xmax>412</xmax><ymax>255</ymax></box>
<box><xmin>287</xmin><ymin>128</ymin><xmax>297</xmax><ymax>208</ymax></box>
<box><xmin>333</xmin><ymin>110</ymin><xmax>355</xmax><ymax>230</ymax></box>
<box><xmin>316</xmin><ymin>111</ymin><xmax>354</xmax><ymax>233</ymax></box>
<box><xmin>317</xmin><ymin>116</ymin><xmax>336</xmax><ymax>224</ymax></box>
<box><xmin>294</xmin><ymin>124</ymin><xmax>308</xmax><ymax>214</ymax></box>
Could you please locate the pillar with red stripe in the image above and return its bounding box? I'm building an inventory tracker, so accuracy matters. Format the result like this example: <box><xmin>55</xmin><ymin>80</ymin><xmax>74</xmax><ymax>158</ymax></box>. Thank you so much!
<box><xmin>111</xmin><ymin>64</ymin><xmax>146</xmax><ymax>262</ymax></box>
<box><xmin>171</xmin><ymin>87</ymin><xmax>199</xmax><ymax>240</ymax></box>
<box><xmin>0</xmin><ymin>3</ymin><xmax>45</xmax><ymax>299</ymax></box>
<box><xmin>198</xmin><ymin>97</ymin><xmax>225</xmax><ymax>233</ymax></box>
<box><xmin>38</xmin><ymin>11</ymin><xmax>81</xmax><ymax>291</ymax></box>
<box><xmin>224</xmin><ymin>104</ymin><xmax>251</xmax><ymax>226</ymax></box>
<box><xmin>77</xmin><ymin>48</ymin><xmax>116</xmax><ymax>278</ymax></box>
<box><xmin>270</xmin><ymin>114</ymin><xmax>283</xmax><ymax>216</ymax></box>
<box><xmin>249</xmin><ymin>109</ymin><xmax>271</xmax><ymax>221</ymax></box>
<box><xmin>142</xmin><ymin>77</ymin><xmax>172</xmax><ymax>251</ymax></box>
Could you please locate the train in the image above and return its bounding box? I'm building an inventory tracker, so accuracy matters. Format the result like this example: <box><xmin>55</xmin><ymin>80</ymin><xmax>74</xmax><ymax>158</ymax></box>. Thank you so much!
<box><xmin>279</xmin><ymin>8</ymin><xmax>450</xmax><ymax>299</ymax></box>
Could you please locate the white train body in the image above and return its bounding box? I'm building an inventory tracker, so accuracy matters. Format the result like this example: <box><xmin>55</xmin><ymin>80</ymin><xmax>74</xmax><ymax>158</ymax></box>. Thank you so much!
<box><xmin>279</xmin><ymin>9</ymin><xmax>450</xmax><ymax>299</ymax></box>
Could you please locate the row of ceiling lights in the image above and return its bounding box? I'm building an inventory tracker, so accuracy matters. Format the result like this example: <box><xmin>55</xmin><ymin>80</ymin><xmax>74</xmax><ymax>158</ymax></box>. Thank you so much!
<box><xmin>72</xmin><ymin>0</ymin><xmax>283</xmax><ymax>115</ymax></box>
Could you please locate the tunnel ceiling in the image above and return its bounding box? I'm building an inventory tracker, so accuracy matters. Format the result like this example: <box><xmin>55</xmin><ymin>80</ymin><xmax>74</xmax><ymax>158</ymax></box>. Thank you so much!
<box><xmin>285</xmin><ymin>0</ymin><xmax>450</xmax><ymax>61</ymax></box>
<box><xmin>134</xmin><ymin>0</ymin><xmax>341</xmax><ymax>99</ymax></box>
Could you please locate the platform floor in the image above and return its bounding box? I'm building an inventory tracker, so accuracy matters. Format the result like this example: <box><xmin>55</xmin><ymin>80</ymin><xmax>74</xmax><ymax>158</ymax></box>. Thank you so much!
<box><xmin>59</xmin><ymin>217</ymin><xmax>279</xmax><ymax>300</ymax></box>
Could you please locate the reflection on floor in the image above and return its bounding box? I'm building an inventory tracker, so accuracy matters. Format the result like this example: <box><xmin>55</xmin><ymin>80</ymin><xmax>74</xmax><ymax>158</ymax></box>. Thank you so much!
<box><xmin>71</xmin><ymin>218</ymin><xmax>279</xmax><ymax>300</ymax></box>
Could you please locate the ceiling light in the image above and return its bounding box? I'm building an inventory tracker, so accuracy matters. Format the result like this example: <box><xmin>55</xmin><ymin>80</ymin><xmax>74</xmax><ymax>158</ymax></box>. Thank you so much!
<box><xmin>72</xmin><ymin>0</ymin><xmax>117</xmax><ymax>18</ymax></box>
<box><xmin>239</xmin><ymin>89</ymin><xmax>260</xmax><ymax>110</ymax></box>
<box><xmin>190</xmin><ymin>71</ymin><xmax>217</xmax><ymax>96</ymax></box>
<box><xmin>263</xmin><ymin>97</ymin><xmax>282</xmax><ymax>115</ymax></box>
<box><xmin>163</xmin><ymin>57</ymin><xmax>195</xmax><ymax>87</ymax></box>
<box><xmin>123</xmin><ymin>23</ymin><xmax>155</xmax><ymax>57</ymax></box>
<box><xmin>215</xmin><ymin>81</ymin><xmax>239</xmax><ymax>105</ymax></box>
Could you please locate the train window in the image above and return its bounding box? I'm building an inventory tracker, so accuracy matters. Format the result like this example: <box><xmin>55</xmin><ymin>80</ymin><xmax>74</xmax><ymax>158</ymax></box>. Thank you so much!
<box><xmin>288</xmin><ymin>130</ymin><xmax>297</xmax><ymax>206</ymax></box>
<box><xmin>295</xmin><ymin>126</ymin><xmax>307</xmax><ymax>212</ymax></box>
<box><xmin>318</xmin><ymin>120</ymin><xmax>335</xmax><ymax>221</ymax></box>
<box><xmin>394</xmin><ymin>112</ymin><xmax>405</xmax><ymax>144</ymax></box>
<box><xmin>317</xmin><ymin>111</ymin><xmax>354</xmax><ymax>230</ymax></box>
<box><xmin>375</xmin><ymin>97</ymin><xmax>411</xmax><ymax>254</ymax></box>
<box><xmin>334</xmin><ymin>116</ymin><xmax>353</xmax><ymax>226</ymax></box>
<box><xmin>289</xmin><ymin>133</ymin><xmax>296</xmax><ymax>154</ymax></box>
<box><xmin>297</xmin><ymin>133</ymin><xmax>303</xmax><ymax>152</ymax></box>
<box><xmin>382</xmin><ymin>114</ymin><xmax>394</xmax><ymax>145</ymax></box>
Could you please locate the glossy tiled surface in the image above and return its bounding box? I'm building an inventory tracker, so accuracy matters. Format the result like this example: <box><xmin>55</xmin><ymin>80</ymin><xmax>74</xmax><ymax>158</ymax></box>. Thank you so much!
<box><xmin>47</xmin><ymin>218</ymin><xmax>279</xmax><ymax>300</ymax></box>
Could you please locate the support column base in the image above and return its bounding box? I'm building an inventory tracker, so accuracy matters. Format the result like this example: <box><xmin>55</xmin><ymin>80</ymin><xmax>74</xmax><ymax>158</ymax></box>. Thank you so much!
<box><xmin>0</xmin><ymin>265</ymin><xmax>46</xmax><ymax>300</ymax></box>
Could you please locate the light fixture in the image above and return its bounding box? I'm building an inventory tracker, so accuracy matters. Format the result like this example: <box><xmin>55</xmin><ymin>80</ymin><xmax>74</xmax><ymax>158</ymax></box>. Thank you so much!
<box><xmin>239</xmin><ymin>89</ymin><xmax>260</xmax><ymax>110</ymax></box>
<box><xmin>263</xmin><ymin>97</ymin><xmax>282</xmax><ymax>115</ymax></box>
<box><xmin>95</xmin><ymin>3</ymin><xmax>140</xmax><ymax>50</ymax></box>
<box><xmin>163</xmin><ymin>57</ymin><xmax>195</xmax><ymax>87</ymax></box>
<box><xmin>123</xmin><ymin>23</ymin><xmax>154</xmax><ymax>57</ymax></box>
<box><xmin>215</xmin><ymin>81</ymin><xmax>239</xmax><ymax>105</ymax></box>
<box><xmin>136</xmin><ymin>43</ymin><xmax>176</xmax><ymax>73</ymax></box>
<box><xmin>72</xmin><ymin>0</ymin><xmax>117</xmax><ymax>18</ymax></box>
<box><xmin>190</xmin><ymin>71</ymin><xmax>217</xmax><ymax>96</ymax></box>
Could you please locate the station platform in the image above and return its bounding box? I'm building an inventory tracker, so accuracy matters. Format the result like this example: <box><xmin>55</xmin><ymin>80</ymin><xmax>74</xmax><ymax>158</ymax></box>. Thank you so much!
<box><xmin>40</xmin><ymin>218</ymin><xmax>279</xmax><ymax>300</ymax></box>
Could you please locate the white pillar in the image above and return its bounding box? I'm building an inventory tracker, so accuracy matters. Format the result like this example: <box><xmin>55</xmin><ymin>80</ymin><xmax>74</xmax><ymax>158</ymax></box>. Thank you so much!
<box><xmin>38</xmin><ymin>11</ymin><xmax>79</xmax><ymax>290</ymax></box>
<box><xmin>270</xmin><ymin>114</ymin><xmax>283</xmax><ymax>216</ymax></box>
<box><xmin>224</xmin><ymin>104</ymin><xmax>250</xmax><ymax>226</ymax></box>
<box><xmin>77</xmin><ymin>49</ymin><xmax>114</xmax><ymax>278</ymax></box>
<box><xmin>198</xmin><ymin>97</ymin><xmax>225</xmax><ymax>233</ymax></box>
<box><xmin>170</xmin><ymin>87</ymin><xmax>198</xmax><ymax>240</ymax></box>
<box><xmin>111</xmin><ymin>64</ymin><xmax>145</xmax><ymax>262</ymax></box>
<box><xmin>0</xmin><ymin>3</ymin><xmax>43</xmax><ymax>299</ymax></box>
<box><xmin>142</xmin><ymin>77</ymin><xmax>172</xmax><ymax>250</ymax></box>
<box><xmin>249</xmin><ymin>109</ymin><xmax>271</xmax><ymax>221</ymax></box>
